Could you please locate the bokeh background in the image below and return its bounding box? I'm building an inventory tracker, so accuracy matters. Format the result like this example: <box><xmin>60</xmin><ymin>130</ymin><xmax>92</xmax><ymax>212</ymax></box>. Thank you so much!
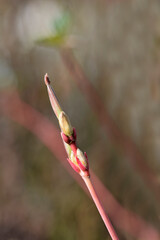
<box><xmin>0</xmin><ymin>0</ymin><xmax>160</xmax><ymax>239</ymax></box>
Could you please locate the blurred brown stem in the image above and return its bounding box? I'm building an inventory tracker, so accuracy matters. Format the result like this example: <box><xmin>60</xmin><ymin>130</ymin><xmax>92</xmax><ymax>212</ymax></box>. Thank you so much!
<box><xmin>61</xmin><ymin>48</ymin><xmax>160</xmax><ymax>201</ymax></box>
<box><xmin>0</xmin><ymin>90</ymin><xmax>159</xmax><ymax>240</ymax></box>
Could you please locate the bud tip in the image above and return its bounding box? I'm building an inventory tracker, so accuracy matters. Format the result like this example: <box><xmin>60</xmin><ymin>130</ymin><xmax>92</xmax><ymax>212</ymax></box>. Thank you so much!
<box><xmin>44</xmin><ymin>73</ymin><xmax>50</xmax><ymax>86</ymax></box>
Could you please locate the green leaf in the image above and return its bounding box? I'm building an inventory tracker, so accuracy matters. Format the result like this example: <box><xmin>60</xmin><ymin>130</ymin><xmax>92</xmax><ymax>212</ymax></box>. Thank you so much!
<box><xmin>36</xmin><ymin>34</ymin><xmax>66</xmax><ymax>47</ymax></box>
<box><xmin>53</xmin><ymin>12</ymin><xmax>71</xmax><ymax>36</ymax></box>
<box><xmin>36</xmin><ymin>12</ymin><xmax>72</xmax><ymax>48</ymax></box>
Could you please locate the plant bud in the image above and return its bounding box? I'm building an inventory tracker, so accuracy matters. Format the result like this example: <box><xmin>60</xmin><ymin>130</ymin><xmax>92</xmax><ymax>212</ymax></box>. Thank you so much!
<box><xmin>68</xmin><ymin>151</ymin><xmax>80</xmax><ymax>173</ymax></box>
<box><xmin>67</xmin><ymin>158</ymin><xmax>80</xmax><ymax>173</ymax></box>
<box><xmin>76</xmin><ymin>148</ymin><xmax>89</xmax><ymax>171</ymax></box>
<box><xmin>59</xmin><ymin>111</ymin><xmax>73</xmax><ymax>136</ymax></box>
<box><xmin>61</xmin><ymin>132</ymin><xmax>70</xmax><ymax>144</ymax></box>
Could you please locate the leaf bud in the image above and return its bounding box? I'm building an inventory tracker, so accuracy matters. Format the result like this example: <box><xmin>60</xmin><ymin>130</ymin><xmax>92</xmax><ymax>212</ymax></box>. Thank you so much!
<box><xmin>59</xmin><ymin>111</ymin><xmax>73</xmax><ymax>136</ymax></box>
<box><xmin>76</xmin><ymin>148</ymin><xmax>89</xmax><ymax>171</ymax></box>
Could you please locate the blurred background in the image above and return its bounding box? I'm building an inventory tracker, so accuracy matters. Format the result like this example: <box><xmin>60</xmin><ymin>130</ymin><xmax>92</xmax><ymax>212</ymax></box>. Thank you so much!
<box><xmin>0</xmin><ymin>0</ymin><xmax>160</xmax><ymax>239</ymax></box>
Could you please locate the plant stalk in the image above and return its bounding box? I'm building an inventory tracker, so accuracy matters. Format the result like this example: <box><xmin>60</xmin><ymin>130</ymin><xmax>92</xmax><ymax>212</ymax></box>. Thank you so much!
<box><xmin>82</xmin><ymin>176</ymin><xmax>119</xmax><ymax>240</ymax></box>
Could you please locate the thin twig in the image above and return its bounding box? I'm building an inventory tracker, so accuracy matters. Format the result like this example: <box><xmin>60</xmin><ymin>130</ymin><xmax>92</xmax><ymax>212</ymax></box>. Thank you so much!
<box><xmin>61</xmin><ymin>48</ymin><xmax>160</xmax><ymax>201</ymax></box>
<box><xmin>0</xmin><ymin>90</ymin><xmax>160</xmax><ymax>240</ymax></box>
<box><xmin>83</xmin><ymin>176</ymin><xmax>119</xmax><ymax>240</ymax></box>
<box><xmin>44</xmin><ymin>75</ymin><xmax>119</xmax><ymax>239</ymax></box>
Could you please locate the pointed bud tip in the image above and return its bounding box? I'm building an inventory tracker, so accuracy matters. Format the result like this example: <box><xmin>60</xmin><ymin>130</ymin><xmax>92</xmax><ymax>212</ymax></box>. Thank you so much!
<box><xmin>44</xmin><ymin>73</ymin><xmax>50</xmax><ymax>86</ymax></box>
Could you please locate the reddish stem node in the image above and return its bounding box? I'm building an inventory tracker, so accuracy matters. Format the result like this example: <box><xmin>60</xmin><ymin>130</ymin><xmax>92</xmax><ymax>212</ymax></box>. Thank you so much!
<box><xmin>70</xmin><ymin>143</ymin><xmax>77</xmax><ymax>156</ymax></box>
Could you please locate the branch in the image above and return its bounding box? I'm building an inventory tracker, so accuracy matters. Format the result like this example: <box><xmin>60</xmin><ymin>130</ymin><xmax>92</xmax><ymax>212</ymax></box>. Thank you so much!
<box><xmin>0</xmin><ymin>90</ymin><xmax>159</xmax><ymax>240</ymax></box>
<box><xmin>61</xmin><ymin>48</ymin><xmax>160</xmax><ymax>201</ymax></box>
<box><xmin>44</xmin><ymin>74</ymin><xmax>118</xmax><ymax>239</ymax></box>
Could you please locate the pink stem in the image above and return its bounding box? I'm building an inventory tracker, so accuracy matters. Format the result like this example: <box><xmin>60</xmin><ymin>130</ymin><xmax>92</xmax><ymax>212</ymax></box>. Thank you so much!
<box><xmin>61</xmin><ymin>49</ymin><xmax>160</xmax><ymax>201</ymax></box>
<box><xmin>82</xmin><ymin>176</ymin><xmax>119</xmax><ymax>240</ymax></box>
<box><xmin>1</xmin><ymin>91</ymin><xmax>160</xmax><ymax>240</ymax></box>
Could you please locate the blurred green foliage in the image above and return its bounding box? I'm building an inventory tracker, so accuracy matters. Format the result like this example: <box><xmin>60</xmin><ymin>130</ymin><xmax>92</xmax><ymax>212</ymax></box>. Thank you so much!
<box><xmin>36</xmin><ymin>11</ymin><xmax>71</xmax><ymax>47</ymax></box>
